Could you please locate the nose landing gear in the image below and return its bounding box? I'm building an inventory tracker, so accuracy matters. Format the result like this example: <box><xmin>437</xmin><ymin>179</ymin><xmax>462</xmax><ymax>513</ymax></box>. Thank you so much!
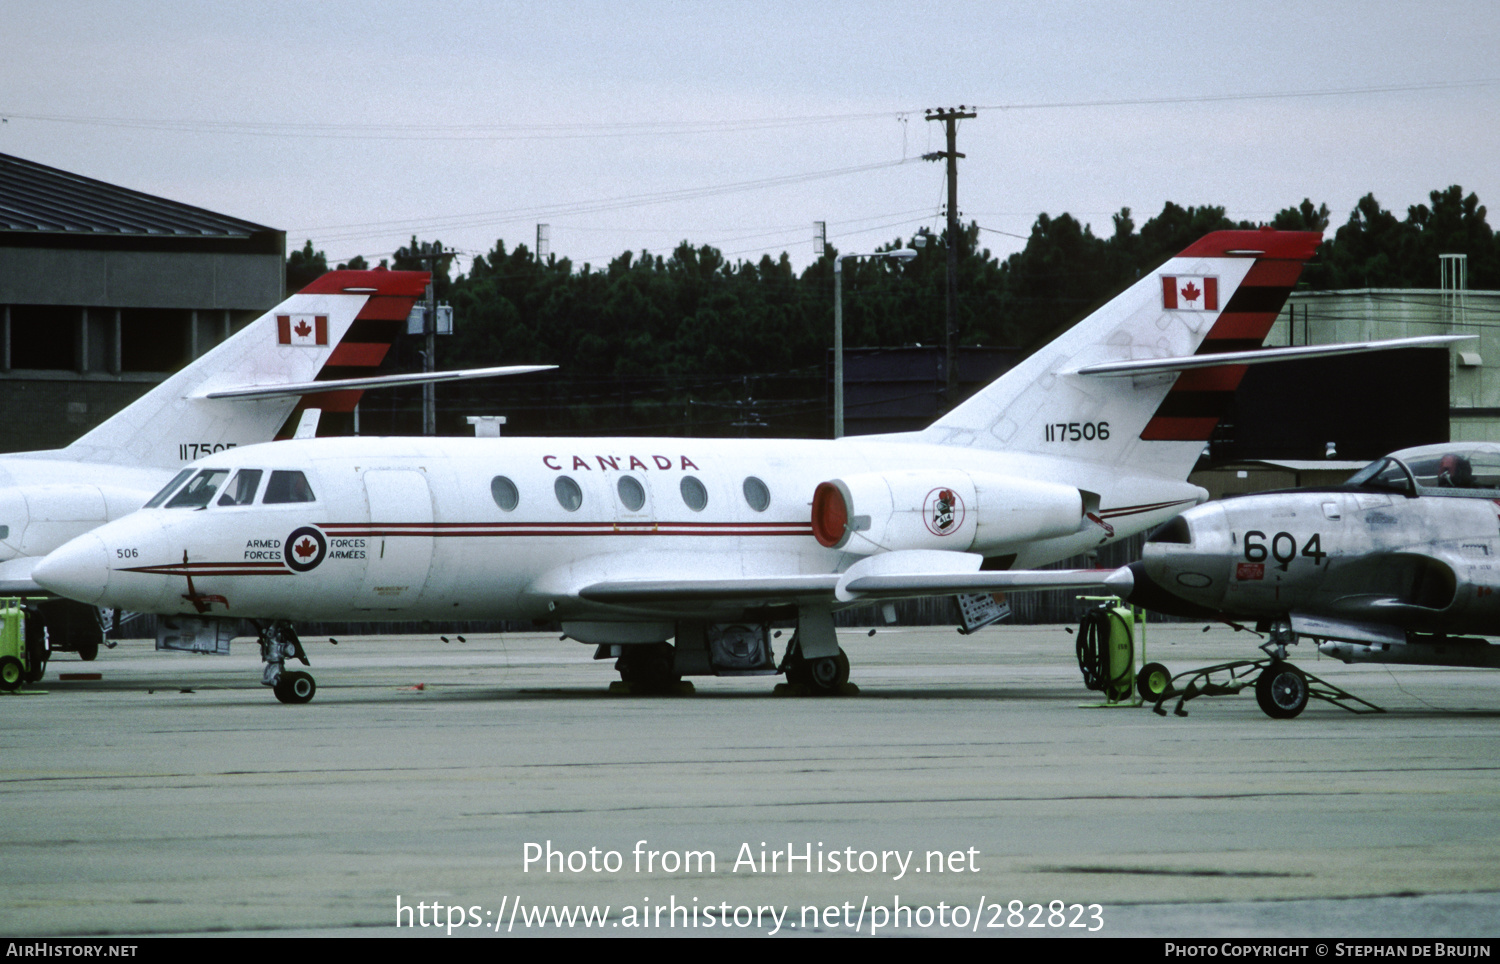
<box><xmin>259</xmin><ymin>621</ymin><xmax>316</xmax><ymax>704</ymax></box>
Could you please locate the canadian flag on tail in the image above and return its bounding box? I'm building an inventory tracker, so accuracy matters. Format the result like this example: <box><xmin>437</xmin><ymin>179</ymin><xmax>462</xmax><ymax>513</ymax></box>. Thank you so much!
<box><xmin>1161</xmin><ymin>275</ymin><xmax>1218</xmax><ymax>311</ymax></box>
<box><xmin>276</xmin><ymin>314</ymin><xmax>329</xmax><ymax>347</ymax></box>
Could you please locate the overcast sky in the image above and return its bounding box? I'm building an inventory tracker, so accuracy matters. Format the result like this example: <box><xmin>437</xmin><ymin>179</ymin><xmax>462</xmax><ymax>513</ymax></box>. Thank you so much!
<box><xmin>4</xmin><ymin>1</ymin><xmax>1497</xmax><ymax>275</ymax></box>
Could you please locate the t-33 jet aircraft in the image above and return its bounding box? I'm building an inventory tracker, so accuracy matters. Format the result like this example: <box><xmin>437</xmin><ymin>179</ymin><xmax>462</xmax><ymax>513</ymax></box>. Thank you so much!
<box><xmin>0</xmin><ymin>267</ymin><xmax>550</xmax><ymax>669</ymax></box>
<box><xmin>33</xmin><ymin>229</ymin><xmax>1470</xmax><ymax>702</ymax></box>
<box><xmin>1117</xmin><ymin>442</ymin><xmax>1500</xmax><ymax>716</ymax></box>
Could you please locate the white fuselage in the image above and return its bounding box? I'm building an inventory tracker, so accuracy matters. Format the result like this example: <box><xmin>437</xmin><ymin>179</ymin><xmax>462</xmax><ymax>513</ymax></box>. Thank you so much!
<box><xmin>37</xmin><ymin>434</ymin><xmax>1203</xmax><ymax>624</ymax></box>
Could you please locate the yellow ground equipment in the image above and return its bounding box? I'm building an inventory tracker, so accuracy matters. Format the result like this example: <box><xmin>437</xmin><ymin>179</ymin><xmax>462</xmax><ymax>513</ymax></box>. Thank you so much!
<box><xmin>1075</xmin><ymin>598</ymin><xmax>1140</xmax><ymax>705</ymax></box>
<box><xmin>0</xmin><ymin>598</ymin><xmax>47</xmax><ymax>692</ymax></box>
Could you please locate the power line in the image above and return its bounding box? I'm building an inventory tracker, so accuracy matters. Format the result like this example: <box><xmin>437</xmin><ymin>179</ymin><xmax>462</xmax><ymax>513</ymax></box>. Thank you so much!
<box><xmin>0</xmin><ymin>108</ymin><xmax>903</xmax><ymax>141</ymax></box>
<box><xmin>294</xmin><ymin>158</ymin><xmax>918</xmax><ymax>243</ymax></box>
<box><xmin>972</xmin><ymin>78</ymin><xmax>1500</xmax><ymax>112</ymax></box>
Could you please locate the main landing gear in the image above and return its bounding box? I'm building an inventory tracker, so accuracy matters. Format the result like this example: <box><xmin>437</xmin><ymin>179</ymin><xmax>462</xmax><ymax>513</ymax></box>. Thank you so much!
<box><xmin>612</xmin><ymin>642</ymin><xmax>684</xmax><ymax>694</ymax></box>
<box><xmin>259</xmin><ymin>621</ymin><xmax>316</xmax><ymax>704</ymax></box>
<box><xmin>779</xmin><ymin>637</ymin><xmax>851</xmax><ymax>695</ymax></box>
<box><xmin>596</xmin><ymin>611</ymin><xmax>856</xmax><ymax>696</ymax></box>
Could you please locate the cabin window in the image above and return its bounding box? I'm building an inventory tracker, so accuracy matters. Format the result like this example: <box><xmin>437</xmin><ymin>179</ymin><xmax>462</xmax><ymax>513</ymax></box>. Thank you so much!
<box><xmin>617</xmin><ymin>476</ymin><xmax>646</xmax><ymax>512</ymax></box>
<box><xmin>680</xmin><ymin>475</ymin><xmax>708</xmax><ymax>512</ymax></box>
<box><xmin>263</xmin><ymin>470</ymin><xmax>316</xmax><ymax>504</ymax></box>
<box><xmin>555</xmin><ymin>476</ymin><xmax>583</xmax><ymax>512</ymax></box>
<box><xmin>144</xmin><ymin>468</ymin><xmax>195</xmax><ymax>508</ymax></box>
<box><xmin>742</xmin><ymin>476</ymin><xmax>770</xmax><ymax>512</ymax></box>
<box><xmin>217</xmin><ymin>469</ymin><xmax>263</xmax><ymax>507</ymax></box>
<box><xmin>491</xmin><ymin>476</ymin><xmax>520</xmax><ymax>512</ymax></box>
<box><xmin>165</xmin><ymin>469</ymin><xmax>230</xmax><ymax>508</ymax></box>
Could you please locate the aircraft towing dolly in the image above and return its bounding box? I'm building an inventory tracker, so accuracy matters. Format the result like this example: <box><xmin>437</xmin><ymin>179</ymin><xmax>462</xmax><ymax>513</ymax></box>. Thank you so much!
<box><xmin>1139</xmin><ymin>645</ymin><xmax>1384</xmax><ymax>720</ymax></box>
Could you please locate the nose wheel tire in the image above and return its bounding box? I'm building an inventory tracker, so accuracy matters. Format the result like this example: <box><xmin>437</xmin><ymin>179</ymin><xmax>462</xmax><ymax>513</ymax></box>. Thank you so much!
<box><xmin>273</xmin><ymin>671</ymin><xmax>317</xmax><ymax>704</ymax></box>
<box><xmin>1137</xmin><ymin>661</ymin><xmax>1172</xmax><ymax>702</ymax></box>
<box><xmin>1255</xmin><ymin>661</ymin><xmax>1308</xmax><ymax>719</ymax></box>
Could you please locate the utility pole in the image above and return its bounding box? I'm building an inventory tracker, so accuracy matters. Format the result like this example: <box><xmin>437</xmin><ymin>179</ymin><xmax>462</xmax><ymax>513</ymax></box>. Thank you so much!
<box><xmin>924</xmin><ymin>106</ymin><xmax>975</xmax><ymax>409</ymax></box>
<box><xmin>400</xmin><ymin>240</ymin><xmax>452</xmax><ymax>435</ymax></box>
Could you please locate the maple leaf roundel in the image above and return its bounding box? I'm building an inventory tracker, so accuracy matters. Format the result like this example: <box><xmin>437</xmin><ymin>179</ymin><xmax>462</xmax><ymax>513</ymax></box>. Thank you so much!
<box><xmin>284</xmin><ymin>526</ymin><xmax>327</xmax><ymax>572</ymax></box>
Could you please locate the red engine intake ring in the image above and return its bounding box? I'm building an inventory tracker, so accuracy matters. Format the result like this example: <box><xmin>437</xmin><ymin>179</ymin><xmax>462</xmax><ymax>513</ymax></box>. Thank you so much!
<box><xmin>811</xmin><ymin>481</ymin><xmax>849</xmax><ymax>549</ymax></box>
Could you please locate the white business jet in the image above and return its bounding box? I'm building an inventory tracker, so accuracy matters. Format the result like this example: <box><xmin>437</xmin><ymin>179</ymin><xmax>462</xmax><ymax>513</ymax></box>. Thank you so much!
<box><xmin>1</xmin><ymin>267</ymin><xmax>550</xmax><ymax>667</ymax></box>
<box><xmin>34</xmin><ymin>230</ymin><xmax>1470</xmax><ymax>702</ymax></box>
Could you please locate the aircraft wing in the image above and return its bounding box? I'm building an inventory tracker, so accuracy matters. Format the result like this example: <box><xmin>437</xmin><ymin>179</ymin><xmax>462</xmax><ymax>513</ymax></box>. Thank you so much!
<box><xmin>577</xmin><ymin>553</ymin><xmax>1133</xmax><ymax>607</ymax></box>
<box><xmin>838</xmin><ymin>567</ymin><xmax>1132</xmax><ymax>600</ymax></box>
<box><xmin>579</xmin><ymin>575</ymin><xmax>841</xmax><ymax>605</ymax></box>
<box><xmin>194</xmin><ymin>364</ymin><xmax>557</xmax><ymax>400</ymax></box>
<box><xmin>1071</xmin><ymin>334</ymin><xmax>1474</xmax><ymax>377</ymax></box>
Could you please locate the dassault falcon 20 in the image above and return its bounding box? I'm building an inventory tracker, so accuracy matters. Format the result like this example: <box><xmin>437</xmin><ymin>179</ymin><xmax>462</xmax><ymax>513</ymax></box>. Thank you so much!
<box><xmin>0</xmin><ymin>267</ymin><xmax>550</xmax><ymax>667</ymax></box>
<box><xmin>34</xmin><ymin>230</ymin><xmax>1470</xmax><ymax>702</ymax></box>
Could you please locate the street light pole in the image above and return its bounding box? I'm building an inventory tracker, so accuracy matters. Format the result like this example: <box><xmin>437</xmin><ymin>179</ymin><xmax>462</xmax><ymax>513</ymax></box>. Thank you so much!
<box><xmin>833</xmin><ymin>248</ymin><xmax>917</xmax><ymax>439</ymax></box>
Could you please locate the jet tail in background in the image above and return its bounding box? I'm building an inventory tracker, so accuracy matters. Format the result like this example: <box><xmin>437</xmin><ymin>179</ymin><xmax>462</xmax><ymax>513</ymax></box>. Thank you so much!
<box><xmin>56</xmin><ymin>269</ymin><xmax>430</xmax><ymax>469</ymax></box>
<box><xmin>919</xmin><ymin>229</ymin><xmax>1324</xmax><ymax>481</ymax></box>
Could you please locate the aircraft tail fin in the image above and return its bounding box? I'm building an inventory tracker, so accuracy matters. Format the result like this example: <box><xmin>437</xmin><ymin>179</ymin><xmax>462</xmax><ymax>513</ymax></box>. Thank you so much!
<box><xmin>59</xmin><ymin>269</ymin><xmax>430</xmax><ymax>469</ymax></box>
<box><xmin>918</xmin><ymin>229</ymin><xmax>1323</xmax><ymax>481</ymax></box>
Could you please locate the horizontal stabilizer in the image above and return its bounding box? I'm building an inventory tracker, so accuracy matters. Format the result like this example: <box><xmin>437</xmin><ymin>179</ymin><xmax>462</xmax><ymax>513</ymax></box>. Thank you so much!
<box><xmin>196</xmin><ymin>364</ymin><xmax>557</xmax><ymax>400</ymax></box>
<box><xmin>1072</xmin><ymin>335</ymin><xmax>1475</xmax><ymax>377</ymax></box>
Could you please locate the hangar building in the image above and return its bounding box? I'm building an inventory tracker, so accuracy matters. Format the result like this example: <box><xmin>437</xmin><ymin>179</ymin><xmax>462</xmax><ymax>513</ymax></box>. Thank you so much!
<box><xmin>0</xmin><ymin>152</ymin><xmax>285</xmax><ymax>453</ymax></box>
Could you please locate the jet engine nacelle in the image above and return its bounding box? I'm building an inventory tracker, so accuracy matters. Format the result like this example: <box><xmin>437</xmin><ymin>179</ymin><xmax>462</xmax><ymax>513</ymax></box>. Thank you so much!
<box><xmin>811</xmin><ymin>470</ymin><xmax>1083</xmax><ymax>556</ymax></box>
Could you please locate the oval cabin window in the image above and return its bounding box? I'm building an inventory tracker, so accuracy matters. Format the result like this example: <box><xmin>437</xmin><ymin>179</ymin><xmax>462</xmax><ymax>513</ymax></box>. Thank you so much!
<box><xmin>555</xmin><ymin>476</ymin><xmax>583</xmax><ymax>512</ymax></box>
<box><xmin>680</xmin><ymin>475</ymin><xmax>708</xmax><ymax>512</ymax></box>
<box><xmin>742</xmin><ymin>476</ymin><xmax>770</xmax><ymax>512</ymax></box>
<box><xmin>617</xmin><ymin>475</ymin><xmax>646</xmax><ymax>512</ymax></box>
<box><xmin>491</xmin><ymin>475</ymin><xmax>519</xmax><ymax>512</ymax></box>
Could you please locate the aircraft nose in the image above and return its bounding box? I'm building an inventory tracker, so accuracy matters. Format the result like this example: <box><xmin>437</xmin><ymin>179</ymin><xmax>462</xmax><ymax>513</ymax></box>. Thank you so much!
<box><xmin>33</xmin><ymin>533</ymin><xmax>110</xmax><ymax>605</ymax></box>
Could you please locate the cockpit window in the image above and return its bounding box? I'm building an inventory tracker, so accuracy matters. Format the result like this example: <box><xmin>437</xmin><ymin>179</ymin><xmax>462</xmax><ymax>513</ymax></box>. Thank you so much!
<box><xmin>144</xmin><ymin>468</ymin><xmax>195</xmax><ymax>509</ymax></box>
<box><xmin>262</xmin><ymin>470</ymin><xmax>316</xmax><ymax>504</ymax></box>
<box><xmin>164</xmin><ymin>469</ymin><xmax>230</xmax><ymax>508</ymax></box>
<box><xmin>1346</xmin><ymin>458</ymin><xmax>1414</xmax><ymax>496</ymax></box>
<box><xmin>217</xmin><ymin>469</ymin><xmax>263</xmax><ymax>507</ymax></box>
<box><xmin>1406</xmin><ymin>450</ymin><xmax>1500</xmax><ymax>497</ymax></box>
<box><xmin>1350</xmin><ymin>449</ymin><xmax>1500</xmax><ymax>499</ymax></box>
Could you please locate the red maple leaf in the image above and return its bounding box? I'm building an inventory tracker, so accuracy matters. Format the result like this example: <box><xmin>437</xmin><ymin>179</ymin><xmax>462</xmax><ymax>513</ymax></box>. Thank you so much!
<box><xmin>294</xmin><ymin>537</ymin><xmax>318</xmax><ymax>559</ymax></box>
<box><xmin>1180</xmin><ymin>281</ymin><xmax>1201</xmax><ymax>304</ymax></box>
<box><xmin>294</xmin><ymin>320</ymin><xmax>312</xmax><ymax>338</ymax></box>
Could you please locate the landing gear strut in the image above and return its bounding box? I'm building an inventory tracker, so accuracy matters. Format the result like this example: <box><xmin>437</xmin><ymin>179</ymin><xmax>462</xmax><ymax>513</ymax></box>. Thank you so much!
<box><xmin>259</xmin><ymin>621</ymin><xmax>315</xmax><ymax>704</ymax></box>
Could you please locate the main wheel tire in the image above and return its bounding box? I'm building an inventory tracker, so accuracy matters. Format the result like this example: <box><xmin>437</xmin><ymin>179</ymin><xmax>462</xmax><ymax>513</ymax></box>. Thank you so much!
<box><xmin>22</xmin><ymin>659</ymin><xmax>45</xmax><ymax>684</ymax></box>
<box><xmin>804</xmin><ymin>650</ymin><xmax>850</xmax><ymax>695</ymax></box>
<box><xmin>0</xmin><ymin>656</ymin><xmax>23</xmax><ymax>692</ymax></box>
<box><xmin>1137</xmin><ymin>662</ymin><xmax>1172</xmax><ymax>702</ymax></box>
<box><xmin>274</xmin><ymin>671</ymin><xmax>317</xmax><ymax>704</ymax></box>
<box><xmin>615</xmin><ymin>643</ymin><xmax>680</xmax><ymax>693</ymax></box>
<box><xmin>1255</xmin><ymin>661</ymin><xmax>1309</xmax><ymax>719</ymax></box>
